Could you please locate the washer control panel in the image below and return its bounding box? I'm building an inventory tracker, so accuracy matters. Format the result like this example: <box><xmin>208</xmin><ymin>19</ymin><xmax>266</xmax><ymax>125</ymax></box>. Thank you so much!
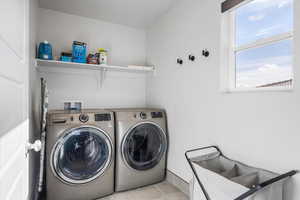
<box><xmin>95</xmin><ymin>113</ymin><xmax>111</xmax><ymax>121</ymax></box>
<box><xmin>79</xmin><ymin>114</ymin><xmax>89</xmax><ymax>123</ymax></box>
<box><xmin>139</xmin><ymin>112</ymin><xmax>147</xmax><ymax>119</ymax></box>
<box><xmin>49</xmin><ymin>111</ymin><xmax>113</xmax><ymax>125</ymax></box>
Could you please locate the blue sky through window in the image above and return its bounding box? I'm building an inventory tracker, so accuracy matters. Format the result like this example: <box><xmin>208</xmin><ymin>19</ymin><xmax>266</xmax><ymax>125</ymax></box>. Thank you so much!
<box><xmin>236</xmin><ymin>39</ymin><xmax>293</xmax><ymax>87</ymax></box>
<box><xmin>235</xmin><ymin>0</ymin><xmax>293</xmax><ymax>88</ymax></box>
<box><xmin>236</xmin><ymin>0</ymin><xmax>293</xmax><ymax>46</ymax></box>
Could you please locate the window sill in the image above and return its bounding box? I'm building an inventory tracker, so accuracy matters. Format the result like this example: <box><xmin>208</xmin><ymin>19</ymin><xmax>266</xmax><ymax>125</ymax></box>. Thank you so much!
<box><xmin>221</xmin><ymin>87</ymin><xmax>294</xmax><ymax>94</ymax></box>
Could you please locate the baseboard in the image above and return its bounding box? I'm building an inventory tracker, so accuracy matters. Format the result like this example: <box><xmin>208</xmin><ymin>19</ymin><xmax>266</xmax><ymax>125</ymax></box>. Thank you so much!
<box><xmin>166</xmin><ymin>170</ymin><xmax>189</xmax><ymax>196</ymax></box>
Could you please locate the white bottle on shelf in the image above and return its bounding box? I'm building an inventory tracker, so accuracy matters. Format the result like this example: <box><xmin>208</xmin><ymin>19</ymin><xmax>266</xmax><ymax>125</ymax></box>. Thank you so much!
<box><xmin>98</xmin><ymin>48</ymin><xmax>108</xmax><ymax>65</ymax></box>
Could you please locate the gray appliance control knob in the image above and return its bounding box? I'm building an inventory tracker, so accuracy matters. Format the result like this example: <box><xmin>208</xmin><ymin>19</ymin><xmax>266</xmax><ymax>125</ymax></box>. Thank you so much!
<box><xmin>140</xmin><ymin>112</ymin><xmax>147</xmax><ymax>119</ymax></box>
<box><xmin>79</xmin><ymin>114</ymin><xmax>89</xmax><ymax>123</ymax></box>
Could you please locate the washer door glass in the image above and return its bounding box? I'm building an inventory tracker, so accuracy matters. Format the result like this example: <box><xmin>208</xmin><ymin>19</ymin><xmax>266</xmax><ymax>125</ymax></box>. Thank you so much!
<box><xmin>123</xmin><ymin>123</ymin><xmax>167</xmax><ymax>171</ymax></box>
<box><xmin>53</xmin><ymin>127</ymin><xmax>112</xmax><ymax>184</ymax></box>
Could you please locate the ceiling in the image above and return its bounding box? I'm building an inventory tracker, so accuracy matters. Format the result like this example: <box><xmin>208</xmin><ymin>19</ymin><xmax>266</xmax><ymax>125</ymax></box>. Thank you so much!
<box><xmin>39</xmin><ymin>0</ymin><xmax>177</xmax><ymax>29</ymax></box>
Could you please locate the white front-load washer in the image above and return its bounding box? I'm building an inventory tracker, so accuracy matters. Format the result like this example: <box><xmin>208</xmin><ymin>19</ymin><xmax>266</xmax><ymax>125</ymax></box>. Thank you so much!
<box><xmin>113</xmin><ymin>108</ymin><xmax>168</xmax><ymax>192</ymax></box>
<box><xmin>46</xmin><ymin>109</ymin><xmax>115</xmax><ymax>200</ymax></box>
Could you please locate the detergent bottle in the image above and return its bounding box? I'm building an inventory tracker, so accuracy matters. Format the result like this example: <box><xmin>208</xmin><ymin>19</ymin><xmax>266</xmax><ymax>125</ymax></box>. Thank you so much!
<box><xmin>38</xmin><ymin>41</ymin><xmax>53</xmax><ymax>60</ymax></box>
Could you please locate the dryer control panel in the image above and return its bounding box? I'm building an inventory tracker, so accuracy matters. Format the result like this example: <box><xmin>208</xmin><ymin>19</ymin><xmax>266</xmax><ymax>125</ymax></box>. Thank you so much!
<box><xmin>133</xmin><ymin>111</ymin><xmax>164</xmax><ymax>120</ymax></box>
<box><xmin>151</xmin><ymin>112</ymin><xmax>163</xmax><ymax>118</ymax></box>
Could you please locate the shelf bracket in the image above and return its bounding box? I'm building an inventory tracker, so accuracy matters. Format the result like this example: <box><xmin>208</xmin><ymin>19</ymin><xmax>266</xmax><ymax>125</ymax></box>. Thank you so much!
<box><xmin>152</xmin><ymin>66</ymin><xmax>157</xmax><ymax>77</ymax></box>
<box><xmin>97</xmin><ymin>68</ymin><xmax>107</xmax><ymax>89</ymax></box>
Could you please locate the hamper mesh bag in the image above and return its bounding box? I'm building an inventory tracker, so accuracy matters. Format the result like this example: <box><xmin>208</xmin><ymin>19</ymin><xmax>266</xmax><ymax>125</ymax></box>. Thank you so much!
<box><xmin>186</xmin><ymin>146</ymin><xmax>297</xmax><ymax>200</ymax></box>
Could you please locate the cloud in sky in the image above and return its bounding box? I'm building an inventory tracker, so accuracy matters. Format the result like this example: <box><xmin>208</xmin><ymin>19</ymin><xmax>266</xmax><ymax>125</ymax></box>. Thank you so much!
<box><xmin>255</xmin><ymin>25</ymin><xmax>281</xmax><ymax>37</ymax></box>
<box><xmin>248</xmin><ymin>0</ymin><xmax>292</xmax><ymax>11</ymax></box>
<box><xmin>248</xmin><ymin>14</ymin><xmax>265</xmax><ymax>22</ymax></box>
<box><xmin>237</xmin><ymin>63</ymin><xmax>292</xmax><ymax>88</ymax></box>
<box><xmin>237</xmin><ymin>55</ymin><xmax>292</xmax><ymax>72</ymax></box>
<box><xmin>243</xmin><ymin>0</ymin><xmax>294</xmax><ymax>12</ymax></box>
<box><xmin>278</xmin><ymin>0</ymin><xmax>291</xmax><ymax>8</ymax></box>
<box><xmin>236</xmin><ymin>54</ymin><xmax>293</xmax><ymax>88</ymax></box>
<box><xmin>258</xmin><ymin>64</ymin><xmax>280</xmax><ymax>72</ymax></box>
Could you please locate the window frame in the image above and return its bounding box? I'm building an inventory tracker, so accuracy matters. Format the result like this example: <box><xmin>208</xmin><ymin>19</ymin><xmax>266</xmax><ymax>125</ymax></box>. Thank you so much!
<box><xmin>221</xmin><ymin>0</ymin><xmax>294</xmax><ymax>93</ymax></box>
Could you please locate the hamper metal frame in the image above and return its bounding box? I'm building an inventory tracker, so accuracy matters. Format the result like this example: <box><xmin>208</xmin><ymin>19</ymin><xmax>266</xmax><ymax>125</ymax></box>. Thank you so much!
<box><xmin>185</xmin><ymin>146</ymin><xmax>298</xmax><ymax>200</ymax></box>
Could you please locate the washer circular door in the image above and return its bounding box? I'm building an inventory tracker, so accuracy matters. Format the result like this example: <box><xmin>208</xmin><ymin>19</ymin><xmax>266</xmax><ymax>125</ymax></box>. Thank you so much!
<box><xmin>122</xmin><ymin>122</ymin><xmax>167</xmax><ymax>171</ymax></box>
<box><xmin>52</xmin><ymin>126</ymin><xmax>112</xmax><ymax>184</ymax></box>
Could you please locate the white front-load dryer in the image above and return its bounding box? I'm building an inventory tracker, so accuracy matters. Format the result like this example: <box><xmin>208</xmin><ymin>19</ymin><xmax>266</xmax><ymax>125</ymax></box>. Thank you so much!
<box><xmin>113</xmin><ymin>108</ymin><xmax>168</xmax><ymax>192</ymax></box>
<box><xmin>46</xmin><ymin>110</ymin><xmax>115</xmax><ymax>200</ymax></box>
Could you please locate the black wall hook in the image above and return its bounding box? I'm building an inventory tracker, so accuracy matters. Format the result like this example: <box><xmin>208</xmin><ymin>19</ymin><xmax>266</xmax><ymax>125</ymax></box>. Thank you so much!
<box><xmin>177</xmin><ymin>58</ymin><xmax>183</xmax><ymax>65</ymax></box>
<box><xmin>202</xmin><ymin>49</ymin><xmax>210</xmax><ymax>57</ymax></box>
<box><xmin>188</xmin><ymin>54</ymin><xmax>196</xmax><ymax>61</ymax></box>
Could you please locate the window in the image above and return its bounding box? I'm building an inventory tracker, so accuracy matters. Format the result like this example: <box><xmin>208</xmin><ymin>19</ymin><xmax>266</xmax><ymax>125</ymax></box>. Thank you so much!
<box><xmin>223</xmin><ymin>0</ymin><xmax>293</xmax><ymax>90</ymax></box>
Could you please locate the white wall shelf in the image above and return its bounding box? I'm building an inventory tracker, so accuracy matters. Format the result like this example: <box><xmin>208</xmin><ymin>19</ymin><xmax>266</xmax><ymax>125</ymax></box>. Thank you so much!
<box><xmin>35</xmin><ymin>59</ymin><xmax>155</xmax><ymax>73</ymax></box>
<box><xmin>35</xmin><ymin>59</ymin><xmax>155</xmax><ymax>88</ymax></box>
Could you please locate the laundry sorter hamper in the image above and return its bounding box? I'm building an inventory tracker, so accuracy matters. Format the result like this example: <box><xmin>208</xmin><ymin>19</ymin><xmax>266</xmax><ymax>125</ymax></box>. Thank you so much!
<box><xmin>185</xmin><ymin>146</ymin><xmax>297</xmax><ymax>200</ymax></box>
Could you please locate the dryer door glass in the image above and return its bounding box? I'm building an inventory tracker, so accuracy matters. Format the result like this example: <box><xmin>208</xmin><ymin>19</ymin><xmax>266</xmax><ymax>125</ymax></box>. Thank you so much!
<box><xmin>53</xmin><ymin>127</ymin><xmax>112</xmax><ymax>184</ymax></box>
<box><xmin>123</xmin><ymin>123</ymin><xmax>167</xmax><ymax>171</ymax></box>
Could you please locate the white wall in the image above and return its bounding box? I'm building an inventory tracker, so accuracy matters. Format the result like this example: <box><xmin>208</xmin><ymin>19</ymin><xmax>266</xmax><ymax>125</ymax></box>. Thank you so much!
<box><xmin>146</xmin><ymin>0</ymin><xmax>300</xmax><ymax>199</ymax></box>
<box><xmin>37</xmin><ymin>8</ymin><xmax>147</xmax><ymax>109</ymax></box>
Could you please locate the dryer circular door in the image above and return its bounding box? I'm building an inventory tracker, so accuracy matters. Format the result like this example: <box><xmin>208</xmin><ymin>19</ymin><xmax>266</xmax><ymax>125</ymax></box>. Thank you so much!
<box><xmin>51</xmin><ymin>126</ymin><xmax>112</xmax><ymax>184</ymax></box>
<box><xmin>122</xmin><ymin>122</ymin><xmax>167</xmax><ymax>171</ymax></box>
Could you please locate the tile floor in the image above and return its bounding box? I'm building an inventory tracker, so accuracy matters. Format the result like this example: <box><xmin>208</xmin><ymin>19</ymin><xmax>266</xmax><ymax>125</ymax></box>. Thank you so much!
<box><xmin>98</xmin><ymin>181</ymin><xmax>189</xmax><ymax>200</ymax></box>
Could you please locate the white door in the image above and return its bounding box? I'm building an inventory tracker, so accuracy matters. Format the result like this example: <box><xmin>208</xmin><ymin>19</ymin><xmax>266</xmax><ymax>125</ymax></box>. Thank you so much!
<box><xmin>0</xmin><ymin>0</ymin><xmax>30</xmax><ymax>199</ymax></box>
